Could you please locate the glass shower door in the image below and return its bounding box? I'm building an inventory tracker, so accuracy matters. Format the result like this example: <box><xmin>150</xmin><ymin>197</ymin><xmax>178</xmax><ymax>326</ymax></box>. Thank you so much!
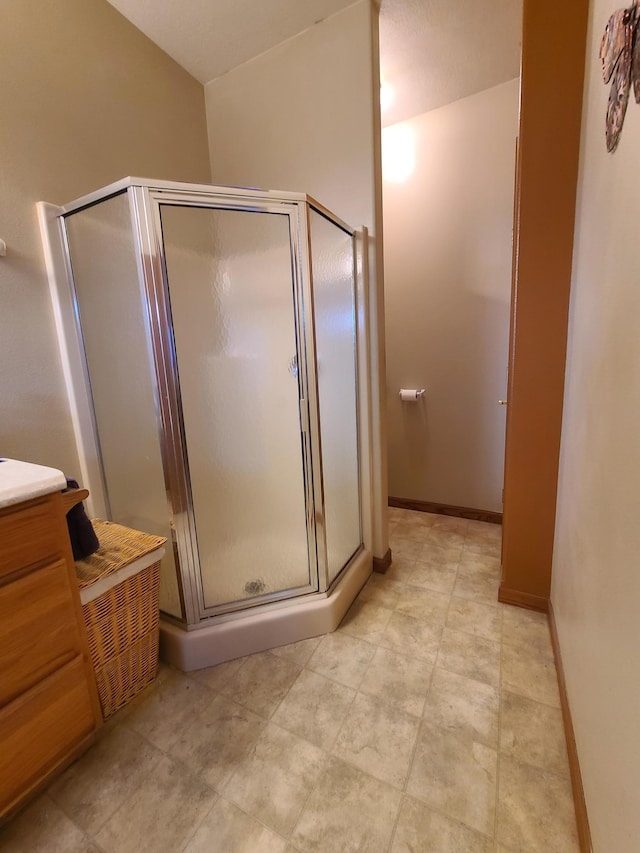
<box><xmin>158</xmin><ymin>203</ymin><xmax>314</xmax><ymax>612</ymax></box>
<box><xmin>309</xmin><ymin>209</ymin><xmax>362</xmax><ymax>583</ymax></box>
<box><xmin>64</xmin><ymin>193</ymin><xmax>182</xmax><ymax>619</ymax></box>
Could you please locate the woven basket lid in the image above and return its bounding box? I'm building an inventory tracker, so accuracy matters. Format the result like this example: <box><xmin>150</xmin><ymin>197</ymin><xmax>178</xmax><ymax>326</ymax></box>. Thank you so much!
<box><xmin>75</xmin><ymin>519</ymin><xmax>167</xmax><ymax>590</ymax></box>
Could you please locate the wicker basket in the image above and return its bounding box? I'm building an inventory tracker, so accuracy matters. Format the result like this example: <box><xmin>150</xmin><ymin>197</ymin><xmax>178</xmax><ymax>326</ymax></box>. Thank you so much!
<box><xmin>75</xmin><ymin>520</ymin><xmax>166</xmax><ymax>719</ymax></box>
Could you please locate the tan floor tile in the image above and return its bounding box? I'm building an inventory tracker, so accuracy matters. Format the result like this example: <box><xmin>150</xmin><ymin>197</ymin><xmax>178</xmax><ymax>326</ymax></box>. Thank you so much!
<box><xmin>291</xmin><ymin>757</ymin><xmax>402</xmax><ymax>853</ymax></box>
<box><xmin>183</xmin><ymin>797</ymin><xmax>286</xmax><ymax>853</ymax></box>
<box><xmin>221</xmin><ymin>651</ymin><xmax>302</xmax><ymax>718</ymax></box>
<box><xmin>380</xmin><ymin>611</ymin><xmax>443</xmax><ymax>663</ymax></box>
<box><xmin>391</xmin><ymin>795</ymin><xmax>493</xmax><ymax>852</ymax></box>
<box><xmin>224</xmin><ymin>723</ymin><xmax>327</xmax><ymax>837</ymax></box>
<box><xmin>156</xmin><ymin>660</ymin><xmax>175</xmax><ymax>679</ymax></box>
<box><xmin>423</xmin><ymin>668</ymin><xmax>499</xmax><ymax>746</ymax></box>
<box><xmin>271</xmin><ymin>669</ymin><xmax>355</xmax><ymax>749</ymax></box>
<box><xmin>407</xmin><ymin>721</ymin><xmax>497</xmax><ymax>838</ymax></box>
<box><xmin>385</xmin><ymin>554</ymin><xmax>419</xmax><ymax>582</ymax></box>
<box><xmin>389</xmin><ymin>538</ymin><xmax>424</xmax><ymax>560</ymax></box>
<box><xmin>392</xmin><ymin>522</ymin><xmax>430</xmax><ymax>542</ymax></box>
<box><xmin>464</xmin><ymin>537</ymin><xmax>501</xmax><ymax>558</ymax></box>
<box><xmin>446</xmin><ymin>597</ymin><xmax>503</xmax><ymax>642</ymax></box>
<box><xmin>502</xmin><ymin>605</ymin><xmax>554</xmax><ymax>659</ymax></box>
<box><xmin>420</xmin><ymin>543</ymin><xmax>462</xmax><ymax>566</ymax></box>
<box><xmin>0</xmin><ymin>795</ymin><xmax>96</xmax><ymax>852</ymax></box>
<box><xmin>453</xmin><ymin>571</ymin><xmax>499</xmax><ymax>607</ymax></box>
<box><xmin>190</xmin><ymin>658</ymin><xmax>246</xmax><ymax>691</ymax></box>
<box><xmin>395</xmin><ymin>585</ymin><xmax>450</xmax><ymax>624</ymax></box>
<box><xmin>332</xmin><ymin>692</ymin><xmax>420</xmax><ymax>789</ymax></box>
<box><xmin>497</xmin><ymin>756</ymin><xmax>579</xmax><ymax>852</ymax></box>
<box><xmin>437</xmin><ymin>627</ymin><xmax>501</xmax><ymax>687</ymax></box>
<box><xmin>465</xmin><ymin>520</ymin><xmax>502</xmax><ymax>541</ymax></box>
<box><xmin>358</xmin><ymin>573</ymin><xmax>406</xmax><ymax>608</ymax></box>
<box><xmin>307</xmin><ymin>631</ymin><xmax>376</xmax><ymax>688</ymax></box>
<box><xmin>398</xmin><ymin>509</ymin><xmax>436</xmax><ymax>527</ymax></box>
<box><xmin>338</xmin><ymin>599</ymin><xmax>393</xmax><ymax>643</ymax></box>
<box><xmin>426</xmin><ymin>528</ymin><xmax>467</xmax><ymax>550</ymax></box>
<box><xmin>464</xmin><ymin>521</ymin><xmax>502</xmax><ymax>557</ymax></box>
<box><xmin>95</xmin><ymin>754</ymin><xmax>216</xmax><ymax>853</ymax></box>
<box><xmin>430</xmin><ymin>515</ymin><xmax>470</xmax><ymax>534</ymax></box>
<box><xmin>169</xmin><ymin>693</ymin><xmax>267</xmax><ymax>791</ymax></box>
<box><xmin>500</xmin><ymin>691</ymin><xmax>569</xmax><ymax>777</ymax></box>
<box><xmin>501</xmin><ymin>644</ymin><xmax>561</xmax><ymax>708</ymax></box>
<box><xmin>269</xmin><ymin>636</ymin><xmax>322</xmax><ymax>666</ymax></box>
<box><xmin>48</xmin><ymin>725</ymin><xmax>163</xmax><ymax>835</ymax></box>
<box><xmin>408</xmin><ymin>560</ymin><xmax>458</xmax><ymax>595</ymax></box>
<box><xmin>458</xmin><ymin>551</ymin><xmax>501</xmax><ymax>578</ymax></box>
<box><xmin>388</xmin><ymin>507</ymin><xmax>407</xmax><ymax>522</ymax></box>
<box><xmin>390</xmin><ymin>515</ymin><xmax>429</xmax><ymax>535</ymax></box>
<box><xmin>124</xmin><ymin>669</ymin><xmax>214</xmax><ymax>751</ymax></box>
<box><xmin>359</xmin><ymin>646</ymin><xmax>432</xmax><ymax>717</ymax></box>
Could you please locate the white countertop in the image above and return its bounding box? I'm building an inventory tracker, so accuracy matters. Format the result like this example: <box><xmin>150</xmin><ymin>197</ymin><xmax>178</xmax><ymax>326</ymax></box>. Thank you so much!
<box><xmin>0</xmin><ymin>459</ymin><xmax>67</xmax><ymax>509</ymax></box>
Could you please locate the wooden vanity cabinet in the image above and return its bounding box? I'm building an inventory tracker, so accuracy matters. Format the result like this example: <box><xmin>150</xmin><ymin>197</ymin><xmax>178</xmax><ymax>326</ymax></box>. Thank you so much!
<box><xmin>0</xmin><ymin>488</ymin><xmax>102</xmax><ymax>822</ymax></box>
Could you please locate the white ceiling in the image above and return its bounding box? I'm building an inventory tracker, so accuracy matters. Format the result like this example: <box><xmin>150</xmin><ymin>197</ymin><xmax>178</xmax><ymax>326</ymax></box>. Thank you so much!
<box><xmin>106</xmin><ymin>0</ymin><xmax>356</xmax><ymax>83</ymax></box>
<box><xmin>379</xmin><ymin>0</ymin><xmax>522</xmax><ymax>126</ymax></box>
<box><xmin>106</xmin><ymin>0</ymin><xmax>522</xmax><ymax>127</ymax></box>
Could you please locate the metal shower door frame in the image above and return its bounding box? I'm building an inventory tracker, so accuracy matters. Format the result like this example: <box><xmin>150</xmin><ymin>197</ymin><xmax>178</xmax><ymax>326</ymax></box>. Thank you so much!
<box><xmin>131</xmin><ymin>186</ymin><xmax>330</xmax><ymax>622</ymax></box>
<box><xmin>301</xmin><ymin>203</ymin><xmax>365</xmax><ymax>584</ymax></box>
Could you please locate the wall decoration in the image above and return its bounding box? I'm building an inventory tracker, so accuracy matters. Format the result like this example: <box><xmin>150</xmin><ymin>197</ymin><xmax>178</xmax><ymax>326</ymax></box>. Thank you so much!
<box><xmin>600</xmin><ymin>1</ymin><xmax>640</xmax><ymax>151</ymax></box>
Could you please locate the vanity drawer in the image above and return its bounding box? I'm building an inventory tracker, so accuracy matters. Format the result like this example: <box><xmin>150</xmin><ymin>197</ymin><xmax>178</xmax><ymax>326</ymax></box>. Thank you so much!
<box><xmin>0</xmin><ymin>498</ymin><xmax>60</xmax><ymax>579</ymax></box>
<box><xmin>0</xmin><ymin>656</ymin><xmax>95</xmax><ymax>815</ymax></box>
<box><xmin>0</xmin><ymin>560</ymin><xmax>80</xmax><ymax>706</ymax></box>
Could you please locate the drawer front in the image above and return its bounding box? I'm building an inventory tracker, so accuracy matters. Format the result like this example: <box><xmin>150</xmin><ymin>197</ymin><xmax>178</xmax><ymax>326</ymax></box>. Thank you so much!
<box><xmin>0</xmin><ymin>656</ymin><xmax>95</xmax><ymax>815</ymax></box>
<box><xmin>0</xmin><ymin>498</ymin><xmax>60</xmax><ymax>579</ymax></box>
<box><xmin>0</xmin><ymin>560</ymin><xmax>81</xmax><ymax>706</ymax></box>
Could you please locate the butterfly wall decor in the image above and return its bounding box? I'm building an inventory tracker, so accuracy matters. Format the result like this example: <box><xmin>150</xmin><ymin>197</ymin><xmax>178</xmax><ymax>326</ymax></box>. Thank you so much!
<box><xmin>600</xmin><ymin>0</ymin><xmax>640</xmax><ymax>151</ymax></box>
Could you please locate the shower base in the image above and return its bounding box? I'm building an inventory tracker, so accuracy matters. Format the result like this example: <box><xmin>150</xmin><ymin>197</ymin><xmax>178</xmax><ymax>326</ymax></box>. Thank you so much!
<box><xmin>159</xmin><ymin>548</ymin><xmax>372</xmax><ymax>671</ymax></box>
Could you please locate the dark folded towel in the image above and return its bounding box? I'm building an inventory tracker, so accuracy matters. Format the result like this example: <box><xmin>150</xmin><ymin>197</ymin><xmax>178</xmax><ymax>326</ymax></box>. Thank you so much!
<box><xmin>65</xmin><ymin>478</ymin><xmax>100</xmax><ymax>561</ymax></box>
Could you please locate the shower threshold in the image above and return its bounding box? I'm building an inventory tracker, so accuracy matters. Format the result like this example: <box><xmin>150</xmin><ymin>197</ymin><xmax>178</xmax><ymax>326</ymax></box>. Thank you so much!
<box><xmin>159</xmin><ymin>548</ymin><xmax>372</xmax><ymax>671</ymax></box>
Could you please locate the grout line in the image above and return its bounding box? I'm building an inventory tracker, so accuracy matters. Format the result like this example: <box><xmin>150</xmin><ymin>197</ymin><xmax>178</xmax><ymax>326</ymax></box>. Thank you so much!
<box><xmin>177</xmin><ymin>794</ymin><xmax>218</xmax><ymax>852</ymax></box>
<box><xmin>388</xmin><ymin>523</ymin><xmax>504</xmax><ymax>847</ymax></box>
<box><xmin>41</xmin><ymin>793</ymin><xmax>107</xmax><ymax>853</ymax></box>
<box><xmin>218</xmin><ymin>796</ymin><xmax>291</xmax><ymax>848</ymax></box>
<box><xmin>48</xmin><ymin>712</ymin><xmax>181</xmax><ymax>844</ymax></box>
<box><xmin>386</xmin><ymin>521</ymin><xmax>456</xmax><ymax>852</ymax></box>
<box><xmin>286</xmin><ymin>685</ymin><xmax>362</xmax><ymax>846</ymax></box>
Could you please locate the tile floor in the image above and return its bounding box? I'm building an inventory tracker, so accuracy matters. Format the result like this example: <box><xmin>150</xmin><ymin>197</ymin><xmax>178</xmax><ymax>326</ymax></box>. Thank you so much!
<box><xmin>0</xmin><ymin>509</ymin><xmax>579</xmax><ymax>852</ymax></box>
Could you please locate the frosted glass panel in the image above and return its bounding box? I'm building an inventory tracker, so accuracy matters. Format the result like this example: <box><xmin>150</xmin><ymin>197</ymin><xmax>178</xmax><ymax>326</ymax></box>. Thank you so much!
<box><xmin>160</xmin><ymin>205</ymin><xmax>311</xmax><ymax>609</ymax></box>
<box><xmin>65</xmin><ymin>194</ymin><xmax>182</xmax><ymax>618</ymax></box>
<box><xmin>310</xmin><ymin>211</ymin><xmax>361</xmax><ymax>582</ymax></box>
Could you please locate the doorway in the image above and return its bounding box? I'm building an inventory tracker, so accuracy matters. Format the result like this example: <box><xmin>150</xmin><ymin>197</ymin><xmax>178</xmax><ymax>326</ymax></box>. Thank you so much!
<box><xmin>378</xmin><ymin>1</ymin><xmax>523</xmax><ymax>521</ymax></box>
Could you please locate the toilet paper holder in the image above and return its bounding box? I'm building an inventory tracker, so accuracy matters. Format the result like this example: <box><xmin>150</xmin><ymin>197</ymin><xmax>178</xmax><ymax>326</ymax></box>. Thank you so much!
<box><xmin>399</xmin><ymin>388</ymin><xmax>425</xmax><ymax>401</ymax></box>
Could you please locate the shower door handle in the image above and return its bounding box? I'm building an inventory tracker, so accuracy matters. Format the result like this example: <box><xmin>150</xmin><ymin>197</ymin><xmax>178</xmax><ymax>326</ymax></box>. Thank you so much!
<box><xmin>299</xmin><ymin>398</ymin><xmax>310</xmax><ymax>434</ymax></box>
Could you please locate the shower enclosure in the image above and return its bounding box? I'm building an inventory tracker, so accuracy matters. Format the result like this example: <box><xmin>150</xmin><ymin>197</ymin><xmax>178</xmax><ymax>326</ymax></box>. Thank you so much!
<box><xmin>39</xmin><ymin>178</ymin><xmax>373</xmax><ymax>669</ymax></box>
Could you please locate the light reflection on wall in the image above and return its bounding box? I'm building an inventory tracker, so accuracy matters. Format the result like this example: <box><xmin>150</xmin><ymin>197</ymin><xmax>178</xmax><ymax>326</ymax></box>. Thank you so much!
<box><xmin>382</xmin><ymin>124</ymin><xmax>416</xmax><ymax>183</ymax></box>
<box><xmin>380</xmin><ymin>81</ymin><xmax>394</xmax><ymax>113</ymax></box>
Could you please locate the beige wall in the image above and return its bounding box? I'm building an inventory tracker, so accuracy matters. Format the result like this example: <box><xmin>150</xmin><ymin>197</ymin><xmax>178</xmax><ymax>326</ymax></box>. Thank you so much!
<box><xmin>205</xmin><ymin>0</ymin><xmax>389</xmax><ymax>558</ymax></box>
<box><xmin>1</xmin><ymin>0</ymin><xmax>210</xmax><ymax>476</ymax></box>
<box><xmin>205</xmin><ymin>1</ymin><xmax>379</xmax><ymax>235</ymax></box>
<box><xmin>383</xmin><ymin>80</ymin><xmax>519</xmax><ymax>512</ymax></box>
<box><xmin>551</xmin><ymin>0</ymin><xmax>640</xmax><ymax>849</ymax></box>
